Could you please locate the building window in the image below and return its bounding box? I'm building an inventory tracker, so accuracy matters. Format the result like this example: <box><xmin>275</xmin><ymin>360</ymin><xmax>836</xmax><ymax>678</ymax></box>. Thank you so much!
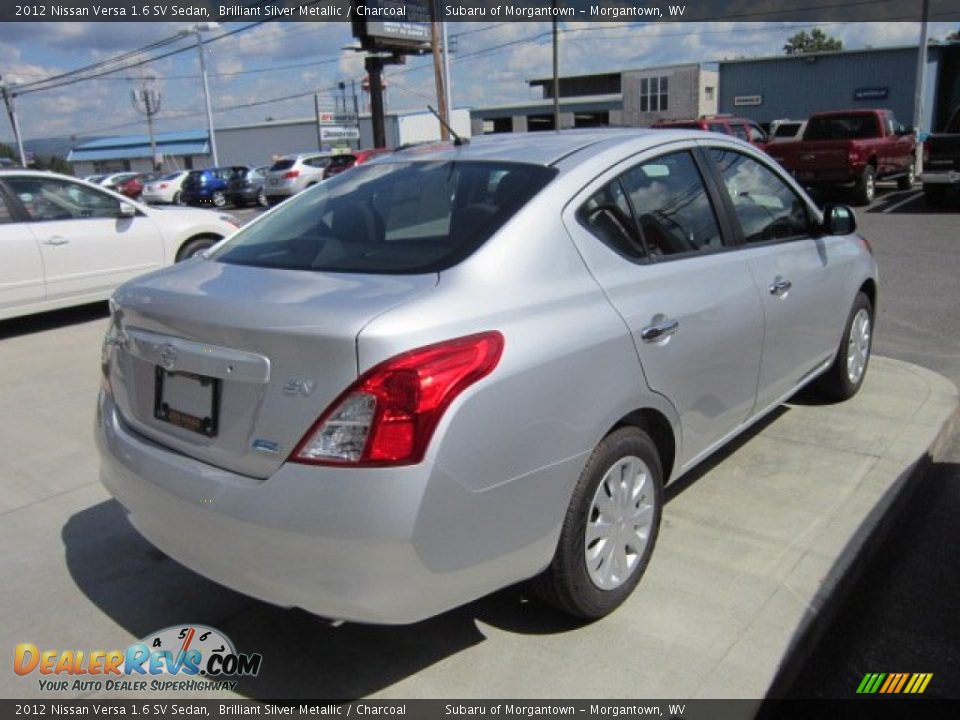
<box><xmin>640</xmin><ymin>76</ymin><xmax>669</xmax><ymax>112</ymax></box>
<box><xmin>705</xmin><ymin>86</ymin><xmax>715</xmax><ymax>101</ymax></box>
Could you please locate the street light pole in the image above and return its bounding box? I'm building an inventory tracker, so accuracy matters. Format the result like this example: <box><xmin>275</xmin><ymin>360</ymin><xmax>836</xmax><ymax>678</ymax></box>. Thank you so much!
<box><xmin>193</xmin><ymin>23</ymin><xmax>220</xmax><ymax>166</ymax></box>
<box><xmin>0</xmin><ymin>77</ymin><xmax>27</xmax><ymax>166</ymax></box>
<box><xmin>912</xmin><ymin>0</ymin><xmax>930</xmax><ymax>175</ymax></box>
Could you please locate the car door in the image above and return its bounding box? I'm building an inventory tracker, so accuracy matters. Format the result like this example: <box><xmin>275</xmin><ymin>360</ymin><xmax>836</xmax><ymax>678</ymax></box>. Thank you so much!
<box><xmin>5</xmin><ymin>176</ymin><xmax>164</xmax><ymax>302</ymax></box>
<box><xmin>563</xmin><ymin>145</ymin><xmax>764</xmax><ymax>467</ymax></box>
<box><xmin>704</xmin><ymin>144</ymin><xmax>852</xmax><ymax>412</ymax></box>
<box><xmin>0</xmin><ymin>182</ymin><xmax>45</xmax><ymax>316</ymax></box>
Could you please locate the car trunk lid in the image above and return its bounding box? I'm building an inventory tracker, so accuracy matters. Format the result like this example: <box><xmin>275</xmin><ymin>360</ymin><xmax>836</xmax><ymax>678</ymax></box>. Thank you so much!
<box><xmin>108</xmin><ymin>260</ymin><xmax>438</xmax><ymax>479</ymax></box>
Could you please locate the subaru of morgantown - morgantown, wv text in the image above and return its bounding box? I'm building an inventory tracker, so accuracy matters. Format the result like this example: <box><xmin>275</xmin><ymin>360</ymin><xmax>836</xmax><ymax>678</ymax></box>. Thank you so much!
<box><xmin>96</xmin><ymin>129</ymin><xmax>877</xmax><ymax>624</ymax></box>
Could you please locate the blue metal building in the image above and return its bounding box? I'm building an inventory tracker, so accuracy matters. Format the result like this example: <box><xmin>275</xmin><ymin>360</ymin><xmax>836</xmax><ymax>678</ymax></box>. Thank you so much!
<box><xmin>718</xmin><ymin>44</ymin><xmax>960</xmax><ymax>135</ymax></box>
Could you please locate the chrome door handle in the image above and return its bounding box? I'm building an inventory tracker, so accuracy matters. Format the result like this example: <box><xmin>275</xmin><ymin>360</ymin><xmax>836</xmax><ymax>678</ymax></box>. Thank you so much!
<box><xmin>42</xmin><ymin>236</ymin><xmax>70</xmax><ymax>246</ymax></box>
<box><xmin>769</xmin><ymin>278</ymin><xmax>792</xmax><ymax>297</ymax></box>
<box><xmin>641</xmin><ymin>318</ymin><xmax>679</xmax><ymax>343</ymax></box>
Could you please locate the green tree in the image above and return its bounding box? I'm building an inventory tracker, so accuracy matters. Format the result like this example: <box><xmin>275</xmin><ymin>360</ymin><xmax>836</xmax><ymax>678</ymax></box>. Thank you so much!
<box><xmin>784</xmin><ymin>28</ymin><xmax>844</xmax><ymax>55</ymax></box>
<box><xmin>0</xmin><ymin>141</ymin><xmax>16</xmax><ymax>161</ymax></box>
<box><xmin>33</xmin><ymin>155</ymin><xmax>73</xmax><ymax>174</ymax></box>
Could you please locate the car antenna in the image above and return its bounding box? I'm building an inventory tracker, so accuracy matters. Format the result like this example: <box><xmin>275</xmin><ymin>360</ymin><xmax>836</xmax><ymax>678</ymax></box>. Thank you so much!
<box><xmin>428</xmin><ymin>105</ymin><xmax>468</xmax><ymax>146</ymax></box>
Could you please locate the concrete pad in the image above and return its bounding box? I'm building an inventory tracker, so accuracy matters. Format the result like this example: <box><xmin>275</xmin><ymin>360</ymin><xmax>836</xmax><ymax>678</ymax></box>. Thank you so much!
<box><xmin>0</xmin><ymin>312</ymin><xmax>955</xmax><ymax>701</ymax></box>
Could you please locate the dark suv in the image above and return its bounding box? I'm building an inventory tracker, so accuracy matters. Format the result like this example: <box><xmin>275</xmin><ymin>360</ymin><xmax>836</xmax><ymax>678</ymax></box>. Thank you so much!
<box><xmin>181</xmin><ymin>166</ymin><xmax>249</xmax><ymax>208</ymax></box>
<box><xmin>226</xmin><ymin>166</ymin><xmax>269</xmax><ymax>208</ymax></box>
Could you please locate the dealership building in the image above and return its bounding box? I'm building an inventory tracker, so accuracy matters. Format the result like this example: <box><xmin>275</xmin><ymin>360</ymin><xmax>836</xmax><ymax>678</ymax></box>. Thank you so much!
<box><xmin>472</xmin><ymin>43</ymin><xmax>960</xmax><ymax>136</ymax></box>
<box><xmin>67</xmin><ymin>109</ymin><xmax>472</xmax><ymax>176</ymax></box>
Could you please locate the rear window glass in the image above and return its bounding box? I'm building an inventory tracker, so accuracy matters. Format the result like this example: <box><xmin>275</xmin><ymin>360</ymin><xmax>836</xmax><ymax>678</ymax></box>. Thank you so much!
<box><xmin>805</xmin><ymin>114</ymin><xmax>880</xmax><ymax>140</ymax></box>
<box><xmin>212</xmin><ymin>161</ymin><xmax>557</xmax><ymax>274</ymax></box>
<box><xmin>269</xmin><ymin>159</ymin><xmax>296</xmax><ymax>171</ymax></box>
<box><xmin>774</xmin><ymin>123</ymin><xmax>802</xmax><ymax>138</ymax></box>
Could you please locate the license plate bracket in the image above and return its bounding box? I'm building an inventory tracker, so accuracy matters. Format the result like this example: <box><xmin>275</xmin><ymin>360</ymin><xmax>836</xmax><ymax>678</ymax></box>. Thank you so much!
<box><xmin>154</xmin><ymin>367</ymin><xmax>221</xmax><ymax>437</ymax></box>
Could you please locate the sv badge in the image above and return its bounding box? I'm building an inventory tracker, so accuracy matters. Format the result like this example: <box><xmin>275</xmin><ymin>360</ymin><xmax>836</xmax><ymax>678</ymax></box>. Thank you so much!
<box><xmin>283</xmin><ymin>379</ymin><xmax>317</xmax><ymax>397</ymax></box>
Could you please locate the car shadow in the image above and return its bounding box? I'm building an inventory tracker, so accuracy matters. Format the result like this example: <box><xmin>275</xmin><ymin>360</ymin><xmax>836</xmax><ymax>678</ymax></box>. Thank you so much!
<box><xmin>62</xmin><ymin>500</ymin><xmax>586</xmax><ymax>700</ymax></box>
<box><xmin>0</xmin><ymin>302</ymin><xmax>109</xmax><ymax>340</ymax></box>
<box><xmin>865</xmin><ymin>187</ymin><xmax>959</xmax><ymax>215</ymax></box>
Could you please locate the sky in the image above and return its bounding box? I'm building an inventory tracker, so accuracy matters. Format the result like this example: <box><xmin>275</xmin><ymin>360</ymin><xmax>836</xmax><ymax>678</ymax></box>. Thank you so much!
<box><xmin>0</xmin><ymin>20</ymin><xmax>957</xmax><ymax>144</ymax></box>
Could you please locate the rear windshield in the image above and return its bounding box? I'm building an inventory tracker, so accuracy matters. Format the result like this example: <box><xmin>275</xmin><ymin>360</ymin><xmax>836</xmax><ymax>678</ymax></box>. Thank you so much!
<box><xmin>212</xmin><ymin>161</ymin><xmax>557</xmax><ymax>274</ymax></box>
<box><xmin>774</xmin><ymin>123</ymin><xmax>802</xmax><ymax>138</ymax></box>
<box><xmin>805</xmin><ymin>114</ymin><xmax>880</xmax><ymax>140</ymax></box>
<box><xmin>269</xmin><ymin>159</ymin><xmax>296</xmax><ymax>171</ymax></box>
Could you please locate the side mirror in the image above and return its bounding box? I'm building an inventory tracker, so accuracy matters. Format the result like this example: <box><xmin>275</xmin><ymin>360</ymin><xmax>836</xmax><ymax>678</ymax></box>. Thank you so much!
<box><xmin>118</xmin><ymin>202</ymin><xmax>136</xmax><ymax>218</ymax></box>
<box><xmin>822</xmin><ymin>204</ymin><xmax>857</xmax><ymax>235</ymax></box>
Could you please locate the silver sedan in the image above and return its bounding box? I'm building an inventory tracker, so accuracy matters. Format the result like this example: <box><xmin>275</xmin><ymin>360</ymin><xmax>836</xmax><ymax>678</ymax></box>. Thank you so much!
<box><xmin>96</xmin><ymin>129</ymin><xmax>877</xmax><ymax>623</ymax></box>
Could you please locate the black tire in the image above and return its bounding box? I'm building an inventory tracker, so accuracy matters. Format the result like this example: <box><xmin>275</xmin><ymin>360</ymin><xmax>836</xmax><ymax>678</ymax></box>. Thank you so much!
<box><xmin>211</xmin><ymin>190</ymin><xmax>227</xmax><ymax>208</ymax></box>
<box><xmin>811</xmin><ymin>291</ymin><xmax>874</xmax><ymax>402</ymax></box>
<box><xmin>923</xmin><ymin>184</ymin><xmax>947</xmax><ymax>207</ymax></box>
<box><xmin>897</xmin><ymin>162</ymin><xmax>915</xmax><ymax>191</ymax></box>
<box><xmin>533</xmin><ymin>426</ymin><xmax>663</xmax><ymax>620</ymax></box>
<box><xmin>176</xmin><ymin>236</ymin><xmax>219</xmax><ymax>262</ymax></box>
<box><xmin>854</xmin><ymin>166</ymin><xmax>876</xmax><ymax>206</ymax></box>
<box><xmin>257</xmin><ymin>188</ymin><xmax>268</xmax><ymax>207</ymax></box>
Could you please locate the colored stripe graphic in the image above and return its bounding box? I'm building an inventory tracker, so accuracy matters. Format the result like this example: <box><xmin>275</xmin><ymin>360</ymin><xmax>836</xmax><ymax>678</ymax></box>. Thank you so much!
<box><xmin>858</xmin><ymin>672</ymin><xmax>932</xmax><ymax>694</ymax></box>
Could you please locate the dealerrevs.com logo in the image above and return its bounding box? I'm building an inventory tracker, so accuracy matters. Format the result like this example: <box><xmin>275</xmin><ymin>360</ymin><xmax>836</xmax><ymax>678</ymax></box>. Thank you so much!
<box><xmin>14</xmin><ymin>625</ymin><xmax>262</xmax><ymax>693</ymax></box>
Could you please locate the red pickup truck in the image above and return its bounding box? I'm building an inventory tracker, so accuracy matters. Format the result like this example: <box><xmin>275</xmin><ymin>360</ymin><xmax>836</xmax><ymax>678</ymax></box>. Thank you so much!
<box><xmin>766</xmin><ymin>109</ymin><xmax>916</xmax><ymax>205</ymax></box>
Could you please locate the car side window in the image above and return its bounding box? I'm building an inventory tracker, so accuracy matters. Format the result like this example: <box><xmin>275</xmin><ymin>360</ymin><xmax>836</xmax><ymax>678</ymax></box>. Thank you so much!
<box><xmin>620</xmin><ymin>151</ymin><xmax>724</xmax><ymax>257</ymax></box>
<box><xmin>577</xmin><ymin>178</ymin><xmax>646</xmax><ymax>260</ymax></box>
<box><xmin>708</xmin><ymin>123</ymin><xmax>728</xmax><ymax>134</ymax></box>
<box><xmin>709</xmin><ymin>148</ymin><xmax>812</xmax><ymax>243</ymax></box>
<box><xmin>731</xmin><ymin>124</ymin><xmax>749</xmax><ymax>141</ymax></box>
<box><xmin>0</xmin><ymin>190</ymin><xmax>14</xmax><ymax>224</ymax></box>
<box><xmin>748</xmin><ymin>124</ymin><xmax>766</xmax><ymax>143</ymax></box>
<box><xmin>6</xmin><ymin>177</ymin><xmax>121</xmax><ymax>222</ymax></box>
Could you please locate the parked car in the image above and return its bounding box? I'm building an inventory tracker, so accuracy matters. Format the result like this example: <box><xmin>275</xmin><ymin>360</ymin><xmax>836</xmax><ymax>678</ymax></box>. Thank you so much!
<box><xmin>225</xmin><ymin>166</ymin><xmax>270</xmax><ymax>208</ymax></box>
<box><xmin>114</xmin><ymin>172</ymin><xmax>160</xmax><ymax>200</ymax></box>
<box><xmin>264</xmin><ymin>153</ymin><xmax>331</xmax><ymax>204</ymax></box>
<box><xmin>96</xmin><ymin>130</ymin><xmax>877</xmax><ymax>624</ymax></box>
<box><xmin>651</xmin><ymin>115</ymin><xmax>768</xmax><ymax>149</ymax></box>
<box><xmin>920</xmin><ymin>105</ymin><xmax>960</xmax><ymax>207</ymax></box>
<box><xmin>0</xmin><ymin>169</ymin><xmax>240</xmax><ymax>320</ymax></box>
<box><xmin>323</xmin><ymin>149</ymin><xmax>390</xmax><ymax>180</ymax></box>
<box><xmin>140</xmin><ymin>171</ymin><xmax>190</xmax><ymax>205</ymax></box>
<box><xmin>767</xmin><ymin>119</ymin><xmax>808</xmax><ymax>144</ymax></box>
<box><xmin>98</xmin><ymin>172</ymin><xmax>140</xmax><ymax>191</ymax></box>
<box><xmin>767</xmin><ymin>109</ymin><xmax>916</xmax><ymax>205</ymax></box>
<box><xmin>180</xmin><ymin>166</ymin><xmax>249</xmax><ymax>208</ymax></box>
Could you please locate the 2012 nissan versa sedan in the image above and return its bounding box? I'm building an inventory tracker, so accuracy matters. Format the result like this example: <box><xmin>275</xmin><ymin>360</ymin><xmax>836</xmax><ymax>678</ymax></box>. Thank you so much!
<box><xmin>96</xmin><ymin>130</ymin><xmax>878</xmax><ymax>624</ymax></box>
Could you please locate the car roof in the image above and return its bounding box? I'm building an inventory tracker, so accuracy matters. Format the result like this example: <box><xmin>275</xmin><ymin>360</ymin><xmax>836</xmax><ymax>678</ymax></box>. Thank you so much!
<box><xmin>376</xmin><ymin>128</ymin><xmax>733</xmax><ymax>168</ymax></box>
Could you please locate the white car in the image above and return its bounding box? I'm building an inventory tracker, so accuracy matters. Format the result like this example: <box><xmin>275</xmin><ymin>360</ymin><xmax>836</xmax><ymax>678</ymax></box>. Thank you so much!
<box><xmin>0</xmin><ymin>169</ymin><xmax>240</xmax><ymax>321</ymax></box>
<box><xmin>140</xmin><ymin>171</ymin><xmax>189</xmax><ymax>205</ymax></box>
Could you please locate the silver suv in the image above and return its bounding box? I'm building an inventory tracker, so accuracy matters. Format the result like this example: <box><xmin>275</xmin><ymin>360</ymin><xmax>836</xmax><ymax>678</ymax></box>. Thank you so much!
<box><xmin>264</xmin><ymin>152</ymin><xmax>332</xmax><ymax>204</ymax></box>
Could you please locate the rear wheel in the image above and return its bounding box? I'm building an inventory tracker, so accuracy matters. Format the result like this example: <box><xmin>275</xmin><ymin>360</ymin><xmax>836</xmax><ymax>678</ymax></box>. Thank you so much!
<box><xmin>812</xmin><ymin>291</ymin><xmax>873</xmax><ymax>401</ymax></box>
<box><xmin>212</xmin><ymin>190</ymin><xmax>227</xmax><ymax>208</ymax></box>
<box><xmin>923</xmin><ymin>184</ymin><xmax>947</xmax><ymax>207</ymax></box>
<box><xmin>533</xmin><ymin>427</ymin><xmax>663</xmax><ymax>619</ymax></box>
<box><xmin>257</xmin><ymin>188</ymin><xmax>267</xmax><ymax>207</ymax></box>
<box><xmin>854</xmin><ymin>166</ymin><xmax>876</xmax><ymax>205</ymax></box>
<box><xmin>172</xmin><ymin>191</ymin><xmax>182</xmax><ymax>205</ymax></box>
<box><xmin>897</xmin><ymin>161</ymin><xmax>915</xmax><ymax>190</ymax></box>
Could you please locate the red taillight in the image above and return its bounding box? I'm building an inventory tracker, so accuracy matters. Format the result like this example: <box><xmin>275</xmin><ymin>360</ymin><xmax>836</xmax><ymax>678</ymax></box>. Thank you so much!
<box><xmin>159</xmin><ymin>183</ymin><xmax>169</xmax><ymax>189</ymax></box>
<box><xmin>283</xmin><ymin>170</ymin><xmax>300</xmax><ymax>179</ymax></box>
<box><xmin>290</xmin><ymin>332</ymin><xmax>504</xmax><ymax>467</ymax></box>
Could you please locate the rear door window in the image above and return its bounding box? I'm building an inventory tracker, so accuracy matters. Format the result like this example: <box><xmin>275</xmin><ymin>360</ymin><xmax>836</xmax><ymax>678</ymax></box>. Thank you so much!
<box><xmin>619</xmin><ymin>151</ymin><xmax>724</xmax><ymax>258</ymax></box>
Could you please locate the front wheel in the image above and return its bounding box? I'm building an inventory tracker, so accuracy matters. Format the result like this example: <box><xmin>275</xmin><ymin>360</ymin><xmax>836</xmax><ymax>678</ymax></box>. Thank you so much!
<box><xmin>854</xmin><ymin>166</ymin><xmax>876</xmax><ymax>205</ymax></box>
<box><xmin>533</xmin><ymin>427</ymin><xmax>663</xmax><ymax>619</ymax></box>
<box><xmin>812</xmin><ymin>291</ymin><xmax>873</xmax><ymax>401</ymax></box>
<box><xmin>176</xmin><ymin>236</ymin><xmax>219</xmax><ymax>262</ymax></box>
<box><xmin>211</xmin><ymin>190</ymin><xmax>227</xmax><ymax>208</ymax></box>
<box><xmin>257</xmin><ymin>188</ymin><xmax>268</xmax><ymax>207</ymax></box>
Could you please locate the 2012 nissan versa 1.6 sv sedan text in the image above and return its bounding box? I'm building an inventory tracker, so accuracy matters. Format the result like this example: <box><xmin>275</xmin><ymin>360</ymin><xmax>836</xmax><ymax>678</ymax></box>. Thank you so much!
<box><xmin>96</xmin><ymin>130</ymin><xmax>877</xmax><ymax>624</ymax></box>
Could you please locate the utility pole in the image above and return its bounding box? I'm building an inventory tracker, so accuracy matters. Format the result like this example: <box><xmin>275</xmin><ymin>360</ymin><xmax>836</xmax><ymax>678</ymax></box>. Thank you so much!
<box><xmin>441</xmin><ymin>20</ymin><xmax>453</xmax><ymax>125</ymax></box>
<box><xmin>430</xmin><ymin>12</ymin><xmax>450</xmax><ymax>141</ymax></box>
<box><xmin>0</xmin><ymin>76</ymin><xmax>27</xmax><ymax>167</ymax></box>
<box><xmin>131</xmin><ymin>75</ymin><xmax>162</xmax><ymax>171</ymax></box>
<box><xmin>192</xmin><ymin>22</ymin><xmax>220</xmax><ymax>166</ymax></box>
<box><xmin>552</xmin><ymin>3</ymin><xmax>560</xmax><ymax>132</ymax></box>
<box><xmin>366</xmin><ymin>56</ymin><xmax>388</xmax><ymax>148</ymax></box>
<box><xmin>912</xmin><ymin>0</ymin><xmax>930</xmax><ymax>175</ymax></box>
<box><xmin>314</xmin><ymin>92</ymin><xmax>323</xmax><ymax>151</ymax></box>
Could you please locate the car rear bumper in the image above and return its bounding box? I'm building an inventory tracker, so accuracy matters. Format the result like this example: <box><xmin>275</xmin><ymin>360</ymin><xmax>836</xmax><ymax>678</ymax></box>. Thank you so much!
<box><xmin>95</xmin><ymin>392</ymin><xmax>564</xmax><ymax>624</ymax></box>
<box><xmin>920</xmin><ymin>170</ymin><xmax>959</xmax><ymax>186</ymax></box>
<box><xmin>263</xmin><ymin>184</ymin><xmax>298</xmax><ymax>198</ymax></box>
